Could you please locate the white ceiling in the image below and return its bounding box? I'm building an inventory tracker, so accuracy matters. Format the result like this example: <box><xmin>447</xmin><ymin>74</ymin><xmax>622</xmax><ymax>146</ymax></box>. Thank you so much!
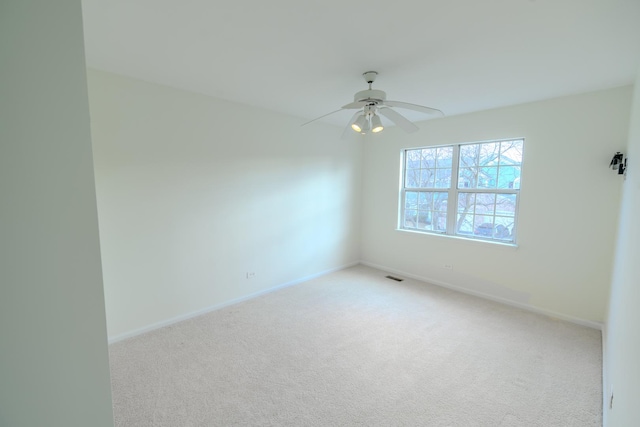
<box><xmin>81</xmin><ymin>0</ymin><xmax>640</xmax><ymax>128</ymax></box>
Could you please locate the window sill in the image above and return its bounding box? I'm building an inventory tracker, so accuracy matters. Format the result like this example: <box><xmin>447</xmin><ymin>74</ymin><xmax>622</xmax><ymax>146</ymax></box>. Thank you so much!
<box><xmin>395</xmin><ymin>228</ymin><xmax>519</xmax><ymax>249</ymax></box>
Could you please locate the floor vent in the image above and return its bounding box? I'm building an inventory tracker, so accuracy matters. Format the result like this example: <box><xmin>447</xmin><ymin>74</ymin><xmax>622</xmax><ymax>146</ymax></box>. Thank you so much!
<box><xmin>385</xmin><ymin>275</ymin><xmax>404</xmax><ymax>282</ymax></box>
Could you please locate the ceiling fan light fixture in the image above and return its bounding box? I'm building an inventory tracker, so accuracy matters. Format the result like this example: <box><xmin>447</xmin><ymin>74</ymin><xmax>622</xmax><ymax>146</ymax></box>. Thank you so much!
<box><xmin>371</xmin><ymin>114</ymin><xmax>384</xmax><ymax>133</ymax></box>
<box><xmin>360</xmin><ymin>116</ymin><xmax>371</xmax><ymax>134</ymax></box>
<box><xmin>301</xmin><ymin>71</ymin><xmax>443</xmax><ymax>138</ymax></box>
<box><xmin>351</xmin><ymin>114</ymin><xmax>367</xmax><ymax>133</ymax></box>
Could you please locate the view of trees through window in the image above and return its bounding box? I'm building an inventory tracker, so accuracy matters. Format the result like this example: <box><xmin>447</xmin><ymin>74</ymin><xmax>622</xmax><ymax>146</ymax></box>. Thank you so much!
<box><xmin>401</xmin><ymin>139</ymin><xmax>523</xmax><ymax>243</ymax></box>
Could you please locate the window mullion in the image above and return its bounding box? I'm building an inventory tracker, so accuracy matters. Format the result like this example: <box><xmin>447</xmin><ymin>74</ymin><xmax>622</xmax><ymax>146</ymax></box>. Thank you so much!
<box><xmin>447</xmin><ymin>145</ymin><xmax>460</xmax><ymax>235</ymax></box>
<box><xmin>399</xmin><ymin>150</ymin><xmax>407</xmax><ymax>229</ymax></box>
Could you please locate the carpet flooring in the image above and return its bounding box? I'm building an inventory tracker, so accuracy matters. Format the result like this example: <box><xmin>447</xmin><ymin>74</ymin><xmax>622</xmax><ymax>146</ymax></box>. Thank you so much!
<box><xmin>108</xmin><ymin>265</ymin><xmax>602</xmax><ymax>426</ymax></box>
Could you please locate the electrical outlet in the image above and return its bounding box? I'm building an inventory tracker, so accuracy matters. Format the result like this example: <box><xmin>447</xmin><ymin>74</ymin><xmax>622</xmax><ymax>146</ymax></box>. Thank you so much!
<box><xmin>443</xmin><ymin>264</ymin><xmax>454</xmax><ymax>270</ymax></box>
<box><xmin>246</xmin><ymin>272</ymin><xmax>256</xmax><ymax>279</ymax></box>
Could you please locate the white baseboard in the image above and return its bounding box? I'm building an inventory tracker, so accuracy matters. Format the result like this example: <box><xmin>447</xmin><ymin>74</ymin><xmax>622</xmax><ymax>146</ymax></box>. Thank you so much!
<box><xmin>109</xmin><ymin>259</ymin><xmax>602</xmax><ymax>344</ymax></box>
<box><xmin>601</xmin><ymin>322</ymin><xmax>609</xmax><ymax>426</ymax></box>
<box><xmin>108</xmin><ymin>261</ymin><xmax>360</xmax><ymax>344</ymax></box>
<box><xmin>359</xmin><ymin>261</ymin><xmax>604</xmax><ymax>330</ymax></box>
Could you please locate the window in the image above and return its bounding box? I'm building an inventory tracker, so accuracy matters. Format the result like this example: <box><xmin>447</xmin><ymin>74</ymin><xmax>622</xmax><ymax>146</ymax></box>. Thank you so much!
<box><xmin>400</xmin><ymin>139</ymin><xmax>523</xmax><ymax>243</ymax></box>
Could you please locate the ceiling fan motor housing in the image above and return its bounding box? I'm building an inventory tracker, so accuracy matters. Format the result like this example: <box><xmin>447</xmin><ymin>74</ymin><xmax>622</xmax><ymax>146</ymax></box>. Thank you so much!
<box><xmin>354</xmin><ymin>89</ymin><xmax>386</xmax><ymax>103</ymax></box>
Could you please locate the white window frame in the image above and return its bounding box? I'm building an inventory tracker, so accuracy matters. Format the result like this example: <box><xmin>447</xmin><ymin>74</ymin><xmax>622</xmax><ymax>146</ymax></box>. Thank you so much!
<box><xmin>399</xmin><ymin>139</ymin><xmax>523</xmax><ymax>244</ymax></box>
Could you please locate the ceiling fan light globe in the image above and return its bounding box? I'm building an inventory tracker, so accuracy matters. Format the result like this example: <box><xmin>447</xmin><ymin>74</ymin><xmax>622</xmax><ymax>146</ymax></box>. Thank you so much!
<box><xmin>352</xmin><ymin>115</ymin><xmax>367</xmax><ymax>133</ymax></box>
<box><xmin>361</xmin><ymin>119</ymin><xmax>370</xmax><ymax>134</ymax></box>
<box><xmin>371</xmin><ymin>114</ymin><xmax>384</xmax><ymax>133</ymax></box>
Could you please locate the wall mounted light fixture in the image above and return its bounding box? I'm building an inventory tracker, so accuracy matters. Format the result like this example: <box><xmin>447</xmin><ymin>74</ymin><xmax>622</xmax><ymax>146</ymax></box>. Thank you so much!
<box><xmin>610</xmin><ymin>152</ymin><xmax>627</xmax><ymax>176</ymax></box>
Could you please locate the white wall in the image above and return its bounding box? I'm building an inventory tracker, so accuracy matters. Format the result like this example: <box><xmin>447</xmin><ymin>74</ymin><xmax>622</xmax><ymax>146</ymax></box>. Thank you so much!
<box><xmin>603</xmin><ymin>72</ymin><xmax>640</xmax><ymax>426</ymax></box>
<box><xmin>0</xmin><ymin>2</ymin><xmax>114</xmax><ymax>426</ymax></box>
<box><xmin>361</xmin><ymin>87</ymin><xmax>632</xmax><ymax>324</ymax></box>
<box><xmin>87</xmin><ymin>69</ymin><xmax>362</xmax><ymax>340</ymax></box>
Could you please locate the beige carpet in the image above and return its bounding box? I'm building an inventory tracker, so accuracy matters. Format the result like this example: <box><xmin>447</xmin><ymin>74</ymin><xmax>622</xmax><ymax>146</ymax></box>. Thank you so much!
<box><xmin>109</xmin><ymin>265</ymin><xmax>602</xmax><ymax>426</ymax></box>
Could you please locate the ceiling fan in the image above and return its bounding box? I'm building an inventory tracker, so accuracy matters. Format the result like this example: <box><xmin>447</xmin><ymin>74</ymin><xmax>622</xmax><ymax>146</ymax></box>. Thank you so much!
<box><xmin>302</xmin><ymin>71</ymin><xmax>443</xmax><ymax>137</ymax></box>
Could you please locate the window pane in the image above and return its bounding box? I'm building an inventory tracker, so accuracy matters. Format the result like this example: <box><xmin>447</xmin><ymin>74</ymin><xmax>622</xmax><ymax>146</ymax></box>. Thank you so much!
<box><xmin>474</xmin><ymin>216</ymin><xmax>493</xmax><ymax>237</ymax></box>
<box><xmin>404</xmin><ymin>148</ymin><xmax>451</xmax><ymax>190</ymax></box>
<box><xmin>417</xmin><ymin>211</ymin><xmax>431</xmax><ymax>229</ymax></box>
<box><xmin>436</xmin><ymin>147</ymin><xmax>453</xmax><ymax>167</ymax></box>
<box><xmin>418</xmin><ymin>192</ymin><xmax>429</xmax><ymax>210</ymax></box>
<box><xmin>417</xmin><ymin>192</ymin><xmax>448</xmax><ymax>231</ymax></box>
<box><xmin>495</xmin><ymin>194</ymin><xmax>516</xmax><ymax>217</ymax></box>
<box><xmin>457</xmin><ymin>193</ymin><xmax>475</xmax><ymax>214</ymax></box>
<box><xmin>500</xmin><ymin>140</ymin><xmax>523</xmax><ymax>166</ymax></box>
<box><xmin>494</xmin><ymin>217</ymin><xmax>514</xmax><ymax>240</ymax></box>
<box><xmin>429</xmin><ymin>192</ymin><xmax>448</xmax><ymax>231</ymax></box>
<box><xmin>475</xmin><ymin>193</ymin><xmax>496</xmax><ymax>215</ymax></box>
<box><xmin>405</xmin><ymin>191</ymin><xmax>417</xmax><ymax>209</ymax></box>
<box><xmin>403</xmin><ymin>191</ymin><xmax>448</xmax><ymax>232</ymax></box>
<box><xmin>406</xmin><ymin>150</ymin><xmax>421</xmax><ymax>168</ymax></box>
<box><xmin>460</xmin><ymin>144</ymin><xmax>479</xmax><ymax>168</ymax></box>
<box><xmin>458</xmin><ymin>168</ymin><xmax>475</xmax><ymax>189</ymax></box>
<box><xmin>455</xmin><ymin>192</ymin><xmax>517</xmax><ymax>240</ymax></box>
<box><xmin>457</xmin><ymin>213</ymin><xmax>474</xmax><ymax>235</ymax></box>
<box><xmin>404</xmin><ymin>210</ymin><xmax>417</xmax><ymax>228</ymax></box>
<box><xmin>478</xmin><ymin>142</ymin><xmax>500</xmax><ymax>166</ymax></box>
<box><xmin>497</xmin><ymin>165</ymin><xmax>521</xmax><ymax>189</ymax></box>
<box><xmin>478</xmin><ymin>167</ymin><xmax>498</xmax><ymax>188</ymax></box>
<box><xmin>433</xmin><ymin>211</ymin><xmax>447</xmax><ymax>232</ymax></box>
<box><xmin>434</xmin><ymin>192</ymin><xmax>448</xmax><ymax>212</ymax></box>
<box><xmin>421</xmin><ymin>149</ymin><xmax>436</xmax><ymax>168</ymax></box>
<box><xmin>420</xmin><ymin>169</ymin><xmax>434</xmax><ymax>187</ymax></box>
<box><xmin>406</xmin><ymin>168</ymin><xmax>419</xmax><ymax>188</ymax></box>
<box><xmin>435</xmin><ymin>168</ymin><xmax>451</xmax><ymax>188</ymax></box>
<box><xmin>459</xmin><ymin>144</ymin><xmax>478</xmax><ymax>188</ymax></box>
<box><xmin>460</xmin><ymin>142</ymin><xmax>503</xmax><ymax>189</ymax></box>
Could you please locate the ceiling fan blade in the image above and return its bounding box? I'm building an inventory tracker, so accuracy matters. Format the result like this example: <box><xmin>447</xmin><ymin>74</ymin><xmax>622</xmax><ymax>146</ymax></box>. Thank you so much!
<box><xmin>301</xmin><ymin>108</ymin><xmax>344</xmax><ymax>127</ymax></box>
<box><xmin>341</xmin><ymin>101</ymin><xmax>367</xmax><ymax>109</ymax></box>
<box><xmin>378</xmin><ymin>107</ymin><xmax>419</xmax><ymax>133</ymax></box>
<box><xmin>383</xmin><ymin>100</ymin><xmax>444</xmax><ymax>116</ymax></box>
<box><xmin>341</xmin><ymin>111</ymin><xmax>361</xmax><ymax>139</ymax></box>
